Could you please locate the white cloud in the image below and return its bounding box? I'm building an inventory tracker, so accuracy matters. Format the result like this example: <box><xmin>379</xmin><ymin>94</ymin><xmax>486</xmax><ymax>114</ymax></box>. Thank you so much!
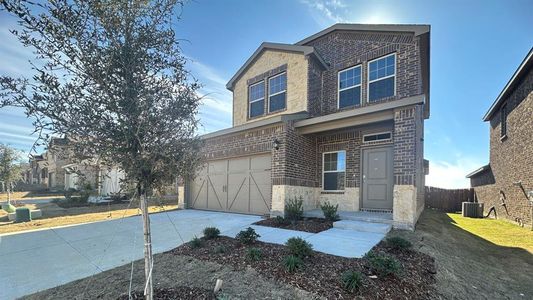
<box><xmin>300</xmin><ymin>0</ymin><xmax>347</xmax><ymax>26</ymax></box>
<box><xmin>185</xmin><ymin>56</ymin><xmax>233</xmax><ymax>132</ymax></box>
<box><xmin>426</xmin><ymin>159</ymin><xmax>483</xmax><ymax>189</ymax></box>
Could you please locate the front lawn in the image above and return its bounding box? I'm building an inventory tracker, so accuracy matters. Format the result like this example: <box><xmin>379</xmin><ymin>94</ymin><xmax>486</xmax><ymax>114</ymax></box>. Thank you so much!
<box><xmin>0</xmin><ymin>197</ymin><xmax>178</xmax><ymax>235</ymax></box>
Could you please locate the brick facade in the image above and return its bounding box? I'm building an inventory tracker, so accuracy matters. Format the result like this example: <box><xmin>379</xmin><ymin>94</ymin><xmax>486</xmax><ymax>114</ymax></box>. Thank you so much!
<box><xmin>304</xmin><ymin>31</ymin><xmax>423</xmax><ymax>116</ymax></box>
<box><xmin>470</xmin><ymin>67</ymin><xmax>533</xmax><ymax>226</ymax></box>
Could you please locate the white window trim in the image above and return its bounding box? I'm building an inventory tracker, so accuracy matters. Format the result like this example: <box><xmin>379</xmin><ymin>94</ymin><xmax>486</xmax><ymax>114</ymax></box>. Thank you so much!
<box><xmin>362</xmin><ymin>131</ymin><xmax>393</xmax><ymax>143</ymax></box>
<box><xmin>267</xmin><ymin>72</ymin><xmax>287</xmax><ymax>113</ymax></box>
<box><xmin>367</xmin><ymin>53</ymin><xmax>397</xmax><ymax>103</ymax></box>
<box><xmin>337</xmin><ymin>65</ymin><xmax>362</xmax><ymax>109</ymax></box>
<box><xmin>322</xmin><ymin>150</ymin><xmax>347</xmax><ymax>192</ymax></box>
<box><xmin>249</xmin><ymin>81</ymin><xmax>265</xmax><ymax>118</ymax></box>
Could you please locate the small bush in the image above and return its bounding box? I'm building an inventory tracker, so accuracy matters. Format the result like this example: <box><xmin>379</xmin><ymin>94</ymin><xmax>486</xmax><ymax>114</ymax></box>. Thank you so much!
<box><xmin>285</xmin><ymin>196</ymin><xmax>303</xmax><ymax>222</ymax></box>
<box><xmin>274</xmin><ymin>215</ymin><xmax>289</xmax><ymax>225</ymax></box>
<box><xmin>283</xmin><ymin>255</ymin><xmax>303</xmax><ymax>273</ymax></box>
<box><xmin>203</xmin><ymin>227</ymin><xmax>221</xmax><ymax>239</ymax></box>
<box><xmin>236</xmin><ymin>227</ymin><xmax>260</xmax><ymax>245</ymax></box>
<box><xmin>286</xmin><ymin>237</ymin><xmax>313</xmax><ymax>258</ymax></box>
<box><xmin>364</xmin><ymin>251</ymin><xmax>402</xmax><ymax>276</ymax></box>
<box><xmin>190</xmin><ymin>236</ymin><xmax>203</xmax><ymax>248</ymax></box>
<box><xmin>386</xmin><ymin>236</ymin><xmax>412</xmax><ymax>250</ymax></box>
<box><xmin>213</xmin><ymin>245</ymin><xmax>227</xmax><ymax>254</ymax></box>
<box><xmin>320</xmin><ymin>201</ymin><xmax>339</xmax><ymax>221</ymax></box>
<box><xmin>246</xmin><ymin>247</ymin><xmax>262</xmax><ymax>261</ymax></box>
<box><xmin>341</xmin><ymin>270</ymin><xmax>363</xmax><ymax>292</ymax></box>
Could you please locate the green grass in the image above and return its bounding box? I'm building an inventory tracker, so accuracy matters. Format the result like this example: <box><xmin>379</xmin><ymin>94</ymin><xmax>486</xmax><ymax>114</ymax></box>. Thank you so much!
<box><xmin>447</xmin><ymin>213</ymin><xmax>533</xmax><ymax>252</ymax></box>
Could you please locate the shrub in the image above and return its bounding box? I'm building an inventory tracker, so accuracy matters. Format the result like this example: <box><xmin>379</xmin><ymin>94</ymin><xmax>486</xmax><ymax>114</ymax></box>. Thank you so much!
<box><xmin>284</xmin><ymin>196</ymin><xmax>303</xmax><ymax>222</ymax></box>
<box><xmin>203</xmin><ymin>227</ymin><xmax>221</xmax><ymax>239</ymax></box>
<box><xmin>285</xmin><ymin>237</ymin><xmax>313</xmax><ymax>258</ymax></box>
<box><xmin>236</xmin><ymin>227</ymin><xmax>260</xmax><ymax>245</ymax></box>
<box><xmin>190</xmin><ymin>236</ymin><xmax>203</xmax><ymax>248</ymax></box>
<box><xmin>274</xmin><ymin>215</ymin><xmax>289</xmax><ymax>225</ymax></box>
<box><xmin>320</xmin><ymin>201</ymin><xmax>339</xmax><ymax>221</ymax></box>
<box><xmin>364</xmin><ymin>251</ymin><xmax>402</xmax><ymax>276</ymax></box>
<box><xmin>386</xmin><ymin>236</ymin><xmax>412</xmax><ymax>250</ymax></box>
<box><xmin>246</xmin><ymin>247</ymin><xmax>262</xmax><ymax>261</ymax></box>
<box><xmin>283</xmin><ymin>255</ymin><xmax>303</xmax><ymax>273</ymax></box>
<box><xmin>214</xmin><ymin>245</ymin><xmax>226</xmax><ymax>254</ymax></box>
<box><xmin>341</xmin><ymin>270</ymin><xmax>363</xmax><ymax>292</ymax></box>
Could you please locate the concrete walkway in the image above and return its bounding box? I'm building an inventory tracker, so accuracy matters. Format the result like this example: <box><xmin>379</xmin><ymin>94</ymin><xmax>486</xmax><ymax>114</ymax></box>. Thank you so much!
<box><xmin>0</xmin><ymin>209</ymin><xmax>386</xmax><ymax>299</ymax></box>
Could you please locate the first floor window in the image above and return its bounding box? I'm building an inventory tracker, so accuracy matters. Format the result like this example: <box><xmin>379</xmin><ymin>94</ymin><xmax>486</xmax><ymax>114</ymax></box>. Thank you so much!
<box><xmin>368</xmin><ymin>53</ymin><xmax>396</xmax><ymax>102</ymax></box>
<box><xmin>323</xmin><ymin>151</ymin><xmax>346</xmax><ymax>191</ymax></box>
<box><xmin>338</xmin><ymin>65</ymin><xmax>362</xmax><ymax>108</ymax></box>
<box><xmin>249</xmin><ymin>81</ymin><xmax>265</xmax><ymax>118</ymax></box>
<box><xmin>268</xmin><ymin>72</ymin><xmax>287</xmax><ymax>113</ymax></box>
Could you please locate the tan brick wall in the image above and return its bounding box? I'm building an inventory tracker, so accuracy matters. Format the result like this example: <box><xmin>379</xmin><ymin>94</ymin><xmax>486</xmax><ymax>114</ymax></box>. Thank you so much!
<box><xmin>232</xmin><ymin>50</ymin><xmax>308</xmax><ymax>126</ymax></box>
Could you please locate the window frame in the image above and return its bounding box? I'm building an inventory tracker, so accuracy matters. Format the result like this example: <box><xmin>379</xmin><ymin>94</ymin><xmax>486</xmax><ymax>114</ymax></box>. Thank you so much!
<box><xmin>322</xmin><ymin>150</ymin><xmax>347</xmax><ymax>192</ymax></box>
<box><xmin>362</xmin><ymin>131</ymin><xmax>393</xmax><ymax>143</ymax></box>
<box><xmin>337</xmin><ymin>65</ymin><xmax>362</xmax><ymax>109</ymax></box>
<box><xmin>248</xmin><ymin>80</ymin><xmax>265</xmax><ymax>119</ymax></box>
<box><xmin>367</xmin><ymin>53</ymin><xmax>397</xmax><ymax>103</ymax></box>
<box><xmin>500</xmin><ymin>104</ymin><xmax>507</xmax><ymax>139</ymax></box>
<box><xmin>267</xmin><ymin>72</ymin><xmax>287</xmax><ymax>113</ymax></box>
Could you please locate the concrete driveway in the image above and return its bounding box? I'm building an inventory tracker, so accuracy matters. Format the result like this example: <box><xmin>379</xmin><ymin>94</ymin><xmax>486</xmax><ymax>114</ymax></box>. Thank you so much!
<box><xmin>0</xmin><ymin>209</ymin><xmax>387</xmax><ymax>299</ymax></box>
<box><xmin>0</xmin><ymin>210</ymin><xmax>261</xmax><ymax>300</ymax></box>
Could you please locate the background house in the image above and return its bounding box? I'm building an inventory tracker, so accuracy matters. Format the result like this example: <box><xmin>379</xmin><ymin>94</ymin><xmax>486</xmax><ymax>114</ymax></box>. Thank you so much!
<box><xmin>180</xmin><ymin>24</ymin><xmax>431</xmax><ymax>230</ymax></box>
<box><xmin>467</xmin><ymin>47</ymin><xmax>533</xmax><ymax>226</ymax></box>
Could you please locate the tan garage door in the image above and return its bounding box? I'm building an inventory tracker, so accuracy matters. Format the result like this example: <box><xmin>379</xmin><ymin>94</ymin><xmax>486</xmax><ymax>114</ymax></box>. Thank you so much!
<box><xmin>189</xmin><ymin>154</ymin><xmax>272</xmax><ymax>215</ymax></box>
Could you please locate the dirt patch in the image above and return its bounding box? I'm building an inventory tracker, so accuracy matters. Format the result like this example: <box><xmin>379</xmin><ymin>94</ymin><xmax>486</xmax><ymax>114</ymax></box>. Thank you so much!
<box><xmin>173</xmin><ymin>236</ymin><xmax>436</xmax><ymax>299</ymax></box>
<box><xmin>392</xmin><ymin>209</ymin><xmax>533</xmax><ymax>299</ymax></box>
<box><xmin>118</xmin><ymin>287</ymin><xmax>215</xmax><ymax>300</ymax></box>
<box><xmin>253</xmin><ymin>217</ymin><xmax>333</xmax><ymax>233</ymax></box>
<box><xmin>22</xmin><ymin>253</ymin><xmax>317</xmax><ymax>300</ymax></box>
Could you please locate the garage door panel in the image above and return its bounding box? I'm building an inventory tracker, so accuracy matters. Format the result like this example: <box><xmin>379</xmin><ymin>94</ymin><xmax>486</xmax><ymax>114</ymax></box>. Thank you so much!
<box><xmin>227</xmin><ymin>174</ymin><xmax>249</xmax><ymax>212</ymax></box>
<box><xmin>190</xmin><ymin>166</ymin><xmax>208</xmax><ymax>209</ymax></box>
<box><xmin>207</xmin><ymin>174</ymin><xmax>226</xmax><ymax>210</ymax></box>
<box><xmin>190</xmin><ymin>154</ymin><xmax>271</xmax><ymax>215</ymax></box>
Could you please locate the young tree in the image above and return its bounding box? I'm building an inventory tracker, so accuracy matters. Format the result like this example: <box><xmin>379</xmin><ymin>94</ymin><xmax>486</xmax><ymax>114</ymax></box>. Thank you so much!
<box><xmin>0</xmin><ymin>1</ymin><xmax>202</xmax><ymax>298</ymax></box>
<box><xmin>0</xmin><ymin>144</ymin><xmax>23</xmax><ymax>204</ymax></box>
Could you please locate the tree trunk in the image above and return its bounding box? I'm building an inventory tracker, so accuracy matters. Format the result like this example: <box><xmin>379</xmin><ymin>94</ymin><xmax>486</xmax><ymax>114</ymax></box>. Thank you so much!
<box><xmin>140</xmin><ymin>189</ymin><xmax>153</xmax><ymax>300</ymax></box>
<box><xmin>7</xmin><ymin>185</ymin><xmax>11</xmax><ymax>205</ymax></box>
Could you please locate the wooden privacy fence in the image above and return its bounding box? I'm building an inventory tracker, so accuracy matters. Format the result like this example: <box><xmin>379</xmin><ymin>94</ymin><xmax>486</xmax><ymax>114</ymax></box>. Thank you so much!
<box><xmin>425</xmin><ymin>186</ymin><xmax>475</xmax><ymax>212</ymax></box>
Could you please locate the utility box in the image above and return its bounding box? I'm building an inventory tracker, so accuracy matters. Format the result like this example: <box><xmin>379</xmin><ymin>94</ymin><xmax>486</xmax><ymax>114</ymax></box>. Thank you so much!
<box><xmin>462</xmin><ymin>202</ymin><xmax>484</xmax><ymax>218</ymax></box>
<box><xmin>15</xmin><ymin>207</ymin><xmax>31</xmax><ymax>223</ymax></box>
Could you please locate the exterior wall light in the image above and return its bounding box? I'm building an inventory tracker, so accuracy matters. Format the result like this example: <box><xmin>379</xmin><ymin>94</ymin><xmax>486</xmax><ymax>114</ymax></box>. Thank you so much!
<box><xmin>273</xmin><ymin>139</ymin><xmax>280</xmax><ymax>150</ymax></box>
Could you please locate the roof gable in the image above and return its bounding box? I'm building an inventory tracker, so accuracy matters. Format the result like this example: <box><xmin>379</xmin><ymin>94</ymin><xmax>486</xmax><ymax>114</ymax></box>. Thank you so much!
<box><xmin>483</xmin><ymin>47</ymin><xmax>533</xmax><ymax>121</ymax></box>
<box><xmin>225</xmin><ymin>42</ymin><xmax>327</xmax><ymax>90</ymax></box>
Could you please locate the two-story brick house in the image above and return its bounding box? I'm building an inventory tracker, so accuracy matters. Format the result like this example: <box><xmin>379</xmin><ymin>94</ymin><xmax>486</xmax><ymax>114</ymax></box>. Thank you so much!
<box><xmin>180</xmin><ymin>24</ymin><xmax>431</xmax><ymax>230</ymax></box>
<box><xmin>466</xmin><ymin>48</ymin><xmax>533</xmax><ymax>226</ymax></box>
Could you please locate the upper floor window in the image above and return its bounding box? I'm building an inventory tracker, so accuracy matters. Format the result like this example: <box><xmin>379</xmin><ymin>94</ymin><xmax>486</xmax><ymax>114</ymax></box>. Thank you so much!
<box><xmin>268</xmin><ymin>72</ymin><xmax>287</xmax><ymax>113</ymax></box>
<box><xmin>368</xmin><ymin>53</ymin><xmax>396</xmax><ymax>102</ymax></box>
<box><xmin>249</xmin><ymin>81</ymin><xmax>265</xmax><ymax>118</ymax></box>
<box><xmin>323</xmin><ymin>150</ymin><xmax>346</xmax><ymax>191</ymax></box>
<box><xmin>501</xmin><ymin>104</ymin><xmax>507</xmax><ymax>138</ymax></box>
<box><xmin>338</xmin><ymin>65</ymin><xmax>362</xmax><ymax>109</ymax></box>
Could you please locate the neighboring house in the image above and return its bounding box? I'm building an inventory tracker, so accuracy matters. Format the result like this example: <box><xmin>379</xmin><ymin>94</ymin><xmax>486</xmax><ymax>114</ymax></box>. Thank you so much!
<box><xmin>27</xmin><ymin>137</ymin><xmax>70</xmax><ymax>190</ymax></box>
<box><xmin>181</xmin><ymin>24</ymin><xmax>431</xmax><ymax>230</ymax></box>
<box><xmin>63</xmin><ymin>162</ymin><xmax>124</xmax><ymax>196</ymax></box>
<box><xmin>466</xmin><ymin>48</ymin><xmax>533</xmax><ymax>226</ymax></box>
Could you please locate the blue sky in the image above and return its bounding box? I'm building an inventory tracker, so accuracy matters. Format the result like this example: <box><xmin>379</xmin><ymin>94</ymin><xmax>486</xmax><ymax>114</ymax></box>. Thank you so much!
<box><xmin>0</xmin><ymin>0</ymin><xmax>531</xmax><ymax>188</ymax></box>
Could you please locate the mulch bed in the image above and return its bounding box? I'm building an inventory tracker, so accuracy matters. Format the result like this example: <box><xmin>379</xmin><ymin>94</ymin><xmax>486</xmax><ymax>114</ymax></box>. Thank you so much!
<box><xmin>118</xmin><ymin>287</ymin><xmax>215</xmax><ymax>300</ymax></box>
<box><xmin>171</xmin><ymin>236</ymin><xmax>437</xmax><ymax>299</ymax></box>
<box><xmin>253</xmin><ymin>217</ymin><xmax>333</xmax><ymax>233</ymax></box>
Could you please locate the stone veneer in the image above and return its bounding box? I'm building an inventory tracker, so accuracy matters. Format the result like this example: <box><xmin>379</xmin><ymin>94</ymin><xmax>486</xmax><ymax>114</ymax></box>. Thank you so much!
<box><xmin>232</xmin><ymin>50</ymin><xmax>309</xmax><ymax>126</ymax></box>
